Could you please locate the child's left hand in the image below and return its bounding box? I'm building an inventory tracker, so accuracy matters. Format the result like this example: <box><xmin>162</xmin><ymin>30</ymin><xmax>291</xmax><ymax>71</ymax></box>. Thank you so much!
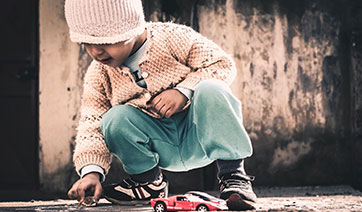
<box><xmin>147</xmin><ymin>89</ymin><xmax>188</xmax><ymax>118</ymax></box>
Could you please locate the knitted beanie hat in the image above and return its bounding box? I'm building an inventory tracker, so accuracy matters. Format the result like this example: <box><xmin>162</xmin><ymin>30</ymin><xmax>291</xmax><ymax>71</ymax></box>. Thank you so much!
<box><xmin>64</xmin><ymin>0</ymin><xmax>146</xmax><ymax>44</ymax></box>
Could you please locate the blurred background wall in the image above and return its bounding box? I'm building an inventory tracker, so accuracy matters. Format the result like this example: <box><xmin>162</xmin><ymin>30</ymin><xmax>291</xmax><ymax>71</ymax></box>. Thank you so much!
<box><xmin>140</xmin><ymin>0</ymin><xmax>362</xmax><ymax>192</ymax></box>
<box><xmin>19</xmin><ymin>0</ymin><xmax>362</xmax><ymax>195</ymax></box>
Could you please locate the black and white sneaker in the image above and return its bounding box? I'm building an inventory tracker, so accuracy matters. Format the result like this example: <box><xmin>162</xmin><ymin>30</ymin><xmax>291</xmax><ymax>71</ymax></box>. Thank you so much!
<box><xmin>103</xmin><ymin>175</ymin><xmax>168</xmax><ymax>205</ymax></box>
<box><xmin>219</xmin><ymin>173</ymin><xmax>257</xmax><ymax>211</ymax></box>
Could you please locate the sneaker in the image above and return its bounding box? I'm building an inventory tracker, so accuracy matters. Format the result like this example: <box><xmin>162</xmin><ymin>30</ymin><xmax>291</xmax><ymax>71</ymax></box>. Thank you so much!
<box><xmin>103</xmin><ymin>175</ymin><xmax>168</xmax><ymax>205</ymax></box>
<box><xmin>219</xmin><ymin>173</ymin><xmax>257</xmax><ymax>210</ymax></box>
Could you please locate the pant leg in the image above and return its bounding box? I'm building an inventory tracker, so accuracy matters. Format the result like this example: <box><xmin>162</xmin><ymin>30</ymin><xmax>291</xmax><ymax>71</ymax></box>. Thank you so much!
<box><xmin>100</xmin><ymin>79</ymin><xmax>253</xmax><ymax>174</ymax></box>
<box><xmin>100</xmin><ymin>105</ymin><xmax>189</xmax><ymax>175</ymax></box>
<box><xmin>180</xmin><ymin>79</ymin><xmax>253</xmax><ymax>168</ymax></box>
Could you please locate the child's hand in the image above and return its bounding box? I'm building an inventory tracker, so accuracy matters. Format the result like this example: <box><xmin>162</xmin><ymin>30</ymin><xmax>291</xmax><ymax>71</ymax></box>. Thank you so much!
<box><xmin>68</xmin><ymin>172</ymin><xmax>102</xmax><ymax>205</ymax></box>
<box><xmin>147</xmin><ymin>89</ymin><xmax>188</xmax><ymax>118</ymax></box>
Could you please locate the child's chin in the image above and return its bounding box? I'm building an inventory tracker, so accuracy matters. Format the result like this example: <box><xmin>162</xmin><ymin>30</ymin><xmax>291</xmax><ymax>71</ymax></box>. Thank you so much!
<box><xmin>102</xmin><ymin>61</ymin><xmax>117</xmax><ymax>67</ymax></box>
<box><xmin>106</xmin><ymin>63</ymin><xmax>117</xmax><ymax>67</ymax></box>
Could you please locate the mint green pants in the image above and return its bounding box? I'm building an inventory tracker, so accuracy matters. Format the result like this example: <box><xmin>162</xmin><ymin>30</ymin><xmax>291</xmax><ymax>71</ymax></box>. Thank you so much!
<box><xmin>100</xmin><ymin>79</ymin><xmax>252</xmax><ymax>175</ymax></box>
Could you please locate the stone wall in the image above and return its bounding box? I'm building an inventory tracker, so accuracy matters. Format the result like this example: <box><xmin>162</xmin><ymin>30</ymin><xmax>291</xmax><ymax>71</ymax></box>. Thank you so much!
<box><xmin>142</xmin><ymin>0</ymin><xmax>362</xmax><ymax>190</ymax></box>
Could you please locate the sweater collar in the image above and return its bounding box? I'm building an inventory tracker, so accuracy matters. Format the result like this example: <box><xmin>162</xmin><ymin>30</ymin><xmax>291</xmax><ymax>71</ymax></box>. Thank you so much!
<box><xmin>123</xmin><ymin>38</ymin><xmax>148</xmax><ymax>71</ymax></box>
<box><xmin>138</xmin><ymin>22</ymin><xmax>153</xmax><ymax>66</ymax></box>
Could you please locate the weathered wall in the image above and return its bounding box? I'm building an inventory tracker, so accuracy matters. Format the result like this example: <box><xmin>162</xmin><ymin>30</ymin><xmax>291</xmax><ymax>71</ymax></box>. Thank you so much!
<box><xmin>196</xmin><ymin>0</ymin><xmax>362</xmax><ymax>187</ymax></box>
<box><xmin>143</xmin><ymin>0</ymin><xmax>362</xmax><ymax>189</ymax></box>
<box><xmin>197</xmin><ymin>0</ymin><xmax>346</xmax><ymax>186</ymax></box>
<box><xmin>39</xmin><ymin>0</ymin><xmax>83</xmax><ymax>192</ymax></box>
<box><xmin>37</xmin><ymin>0</ymin><xmax>362</xmax><ymax>193</ymax></box>
<box><xmin>350</xmin><ymin>1</ymin><xmax>362</xmax><ymax>190</ymax></box>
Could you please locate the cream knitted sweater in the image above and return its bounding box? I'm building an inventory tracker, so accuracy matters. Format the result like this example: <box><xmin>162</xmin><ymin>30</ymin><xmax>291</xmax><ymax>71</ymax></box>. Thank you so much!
<box><xmin>73</xmin><ymin>22</ymin><xmax>237</xmax><ymax>175</ymax></box>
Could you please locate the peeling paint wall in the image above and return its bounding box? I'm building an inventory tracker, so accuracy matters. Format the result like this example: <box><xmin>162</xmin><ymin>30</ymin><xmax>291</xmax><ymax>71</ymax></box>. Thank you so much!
<box><xmin>350</xmin><ymin>1</ymin><xmax>362</xmax><ymax>190</ymax></box>
<box><xmin>37</xmin><ymin>0</ymin><xmax>362</xmax><ymax>193</ymax></box>
<box><xmin>194</xmin><ymin>0</ymin><xmax>360</xmax><ymax>187</ymax></box>
<box><xmin>143</xmin><ymin>0</ymin><xmax>362</xmax><ymax>188</ymax></box>
<box><xmin>193</xmin><ymin>0</ymin><xmax>351</xmax><ymax>186</ymax></box>
<box><xmin>39</xmin><ymin>0</ymin><xmax>85</xmax><ymax>193</ymax></box>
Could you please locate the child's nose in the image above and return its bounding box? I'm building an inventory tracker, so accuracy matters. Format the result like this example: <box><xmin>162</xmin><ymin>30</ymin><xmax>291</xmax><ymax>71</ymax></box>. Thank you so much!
<box><xmin>88</xmin><ymin>44</ymin><xmax>104</xmax><ymax>57</ymax></box>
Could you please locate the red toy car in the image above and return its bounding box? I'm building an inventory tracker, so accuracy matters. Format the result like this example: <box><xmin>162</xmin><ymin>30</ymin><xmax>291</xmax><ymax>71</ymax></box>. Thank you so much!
<box><xmin>150</xmin><ymin>192</ymin><xmax>228</xmax><ymax>211</ymax></box>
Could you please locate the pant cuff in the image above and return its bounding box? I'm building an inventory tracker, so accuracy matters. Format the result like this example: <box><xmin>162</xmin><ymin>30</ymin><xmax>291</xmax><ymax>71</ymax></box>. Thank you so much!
<box><xmin>217</xmin><ymin>159</ymin><xmax>246</xmax><ymax>178</ymax></box>
<box><xmin>130</xmin><ymin>166</ymin><xmax>161</xmax><ymax>183</ymax></box>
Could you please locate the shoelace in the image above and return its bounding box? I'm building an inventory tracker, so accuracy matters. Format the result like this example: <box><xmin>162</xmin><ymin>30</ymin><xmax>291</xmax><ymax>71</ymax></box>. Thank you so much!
<box><xmin>221</xmin><ymin>178</ymin><xmax>250</xmax><ymax>189</ymax></box>
<box><xmin>219</xmin><ymin>174</ymin><xmax>255</xmax><ymax>190</ymax></box>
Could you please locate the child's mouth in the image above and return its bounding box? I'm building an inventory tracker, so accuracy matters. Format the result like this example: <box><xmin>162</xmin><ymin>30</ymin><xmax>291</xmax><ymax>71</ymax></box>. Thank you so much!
<box><xmin>99</xmin><ymin>57</ymin><xmax>112</xmax><ymax>64</ymax></box>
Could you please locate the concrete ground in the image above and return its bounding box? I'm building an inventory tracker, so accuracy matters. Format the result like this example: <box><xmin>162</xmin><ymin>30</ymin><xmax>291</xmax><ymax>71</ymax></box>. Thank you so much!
<box><xmin>0</xmin><ymin>185</ymin><xmax>361</xmax><ymax>211</ymax></box>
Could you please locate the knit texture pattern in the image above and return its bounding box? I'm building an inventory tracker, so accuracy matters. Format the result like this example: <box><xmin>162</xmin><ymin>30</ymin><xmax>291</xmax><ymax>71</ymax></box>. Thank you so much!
<box><xmin>73</xmin><ymin>22</ymin><xmax>237</xmax><ymax>175</ymax></box>
<box><xmin>64</xmin><ymin>0</ymin><xmax>145</xmax><ymax>44</ymax></box>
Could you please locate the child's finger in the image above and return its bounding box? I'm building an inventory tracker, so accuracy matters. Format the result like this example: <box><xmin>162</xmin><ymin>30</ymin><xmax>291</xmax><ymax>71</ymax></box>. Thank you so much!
<box><xmin>68</xmin><ymin>189</ymin><xmax>77</xmax><ymax>199</ymax></box>
<box><xmin>152</xmin><ymin>97</ymin><xmax>162</xmax><ymax>109</ymax></box>
<box><xmin>164</xmin><ymin>108</ymin><xmax>174</xmax><ymax>118</ymax></box>
<box><xmin>161</xmin><ymin>105</ymin><xmax>173</xmax><ymax>118</ymax></box>
<box><xmin>77</xmin><ymin>183</ymin><xmax>87</xmax><ymax>204</ymax></box>
<box><xmin>157</xmin><ymin>104</ymin><xmax>167</xmax><ymax>116</ymax></box>
<box><xmin>68</xmin><ymin>181</ymin><xmax>80</xmax><ymax>199</ymax></box>
<box><xmin>93</xmin><ymin>183</ymin><xmax>102</xmax><ymax>202</ymax></box>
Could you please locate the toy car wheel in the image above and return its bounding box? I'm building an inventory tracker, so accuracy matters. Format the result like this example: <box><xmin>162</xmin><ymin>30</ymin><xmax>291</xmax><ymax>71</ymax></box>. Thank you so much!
<box><xmin>154</xmin><ymin>201</ymin><xmax>167</xmax><ymax>212</ymax></box>
<box><xmin>196</xmin><ymin>204</ymin><xmax>209</xmax><ymax>211</ymax></box>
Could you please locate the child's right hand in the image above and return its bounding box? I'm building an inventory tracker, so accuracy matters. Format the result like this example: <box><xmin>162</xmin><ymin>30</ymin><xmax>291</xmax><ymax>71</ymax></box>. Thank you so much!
<box><xmin>147</xmin><ymin>89</ymin><xmax>188</xmax><ymax>118</ymax></box>
<box><xmin>67</xmin><ymin>172</ymin><xmax>102</xmax><ymax>205</ymax></box>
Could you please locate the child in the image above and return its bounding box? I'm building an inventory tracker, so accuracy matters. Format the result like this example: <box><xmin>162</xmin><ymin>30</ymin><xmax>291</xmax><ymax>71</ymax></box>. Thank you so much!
<box><xmin>65</xmin><ymin>0</ymin><xmax>257</xmax><ymax>210</ymax></box>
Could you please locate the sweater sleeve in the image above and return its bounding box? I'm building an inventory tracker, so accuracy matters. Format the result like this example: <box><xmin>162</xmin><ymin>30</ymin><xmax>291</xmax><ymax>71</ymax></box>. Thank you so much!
<box><xmin>168</xmin><ymin>24</ymin><xmax>237</xmax><ymax>91</ymax></box>
<box><xmin>73</xmin><ymin>62</ymin><xmax>113</xmax><ymax>176</ymax></box>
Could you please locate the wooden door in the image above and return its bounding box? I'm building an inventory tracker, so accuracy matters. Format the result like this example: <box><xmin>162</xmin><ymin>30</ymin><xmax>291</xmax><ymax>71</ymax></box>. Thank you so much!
<box><xmin>0</xmin><ymin>0</ymin><xmax>38</xmax><ymax>189</ymax></box>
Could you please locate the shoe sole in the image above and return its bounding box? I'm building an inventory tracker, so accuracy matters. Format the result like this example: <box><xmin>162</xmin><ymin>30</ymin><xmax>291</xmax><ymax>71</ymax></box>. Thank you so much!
<box><xmin>104</xmin><ymin>196</ymin><xmax>150</xmax><ymax>206</ymax></box>
<box><xmin>226</xmin><ymin>193</ymin><xmax>256</xmax><ymax>211</ymax></box>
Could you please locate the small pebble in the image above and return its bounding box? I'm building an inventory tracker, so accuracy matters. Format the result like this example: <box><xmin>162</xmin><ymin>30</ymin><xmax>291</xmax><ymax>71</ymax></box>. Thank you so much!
<box><xmin>81</xmin><ymin>196</ymin><xmax>97</xmax><ymax>207</ymax></box>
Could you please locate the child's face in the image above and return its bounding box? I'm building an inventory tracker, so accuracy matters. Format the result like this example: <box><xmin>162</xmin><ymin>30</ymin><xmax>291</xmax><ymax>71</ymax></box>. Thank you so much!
<box><xmin>83</xmin><ymin>39</ymin><xmax>136</xmax><ymax>67</ymax></box>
